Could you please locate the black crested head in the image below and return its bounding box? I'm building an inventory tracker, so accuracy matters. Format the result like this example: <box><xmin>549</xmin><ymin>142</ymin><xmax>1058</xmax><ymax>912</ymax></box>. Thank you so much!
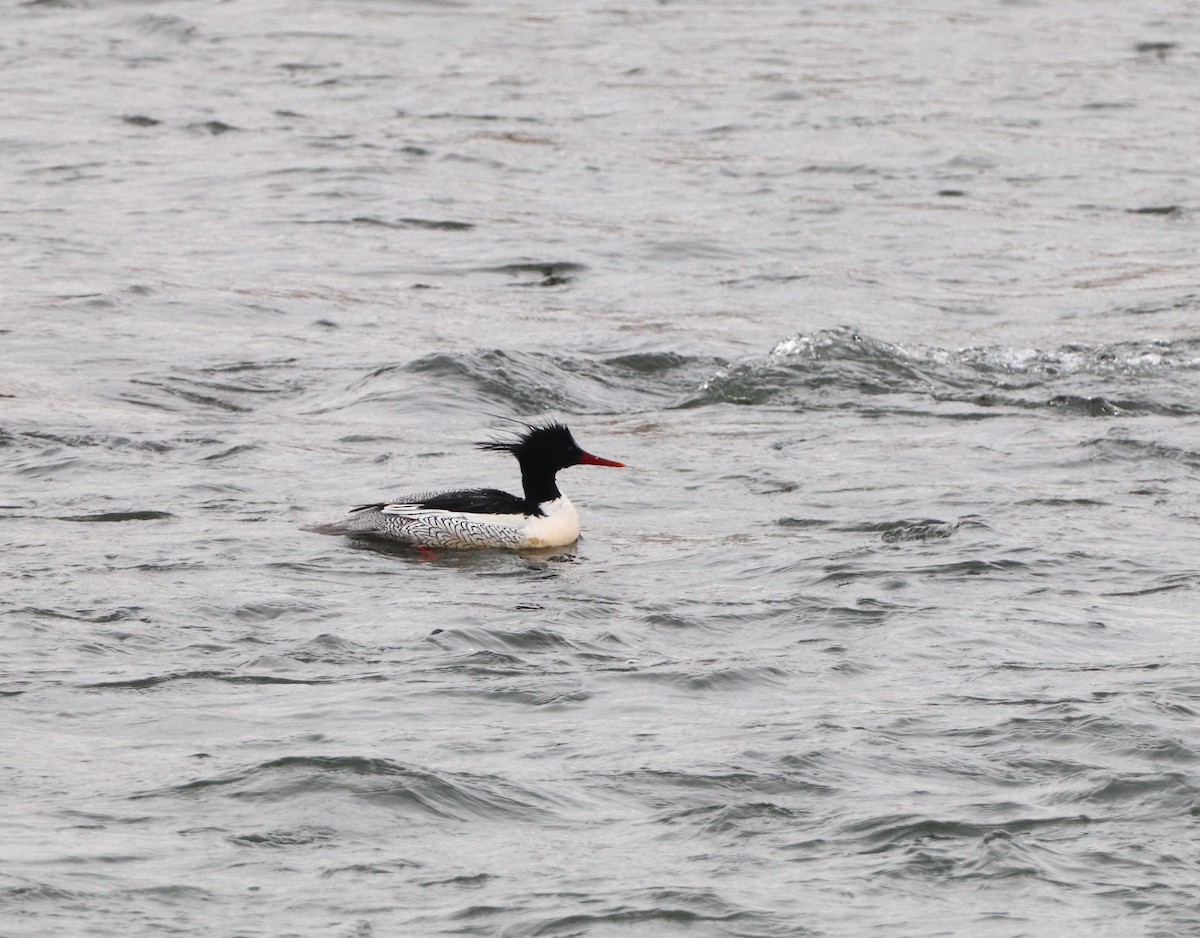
<box><xmin>478</xmin><ymin>420</ymin><xmax>624</xmax><ymax>506</ymax></box>
<box><xmin>477</xmin><ymin>421</ymin><xmax>584</xmax><ymax>472</ymax></box>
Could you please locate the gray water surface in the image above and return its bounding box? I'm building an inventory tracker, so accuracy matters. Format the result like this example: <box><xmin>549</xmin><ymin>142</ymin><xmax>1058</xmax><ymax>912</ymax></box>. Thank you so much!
<box><xmin>4</xmin><ymin>2</ymin><xmax>1200</xmax><ymax>936</ymax></box>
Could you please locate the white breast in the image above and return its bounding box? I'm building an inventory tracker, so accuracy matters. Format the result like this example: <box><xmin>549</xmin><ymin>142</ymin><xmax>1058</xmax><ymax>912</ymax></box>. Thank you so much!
<box><xmin>517</xmin><ymin>495</ymin><xmax>580</xmax><ymax>548</ymax></box>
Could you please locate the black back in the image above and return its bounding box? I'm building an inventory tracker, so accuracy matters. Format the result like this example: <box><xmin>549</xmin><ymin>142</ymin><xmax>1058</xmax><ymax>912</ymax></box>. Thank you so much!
<box><xmin>414</xmin><ymin>488</ymin><xmax>529</xmax><ymax>515</ymax></box>
<box><xmin>352</xmin><ymin>488</ymin><xmax>531</xmax><ymax>516</ymax></box>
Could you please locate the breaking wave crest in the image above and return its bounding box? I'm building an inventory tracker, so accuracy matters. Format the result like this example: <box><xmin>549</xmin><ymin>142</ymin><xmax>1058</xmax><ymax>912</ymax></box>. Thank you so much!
<box><xmin>694</xmin><ymin>327</ymin><xmax>1200</xmax><ymax>416</ymax></box>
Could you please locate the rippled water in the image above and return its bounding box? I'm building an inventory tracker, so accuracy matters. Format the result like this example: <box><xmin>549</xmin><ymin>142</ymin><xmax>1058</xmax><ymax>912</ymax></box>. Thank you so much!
<box><xmin>5</xmin><ymin>2</ymin><xmax>1200</xmax><ymax>936</ymax></box>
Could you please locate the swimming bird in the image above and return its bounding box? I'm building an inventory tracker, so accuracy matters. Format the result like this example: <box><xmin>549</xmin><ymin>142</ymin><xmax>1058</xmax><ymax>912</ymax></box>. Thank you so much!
<box><xmin>313</xmin><ymin>422</ymin><xmax>624</xmax><ymax>549</ymax></box>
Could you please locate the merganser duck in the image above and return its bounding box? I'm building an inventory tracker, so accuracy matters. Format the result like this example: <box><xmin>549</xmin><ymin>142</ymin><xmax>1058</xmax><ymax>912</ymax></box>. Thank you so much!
<box><xmin>313</xmin><ymin>422</ymin><xmax>624</xmax><ymax>549</ymax></box>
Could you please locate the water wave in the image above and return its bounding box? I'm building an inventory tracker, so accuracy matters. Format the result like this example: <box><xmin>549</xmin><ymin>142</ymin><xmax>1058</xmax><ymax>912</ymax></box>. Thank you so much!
<box><xmin>117</xmin><ymin>358</ymin><xmax>306</xmax><ymax>414</ymax></box>
<box><xmin>135</xmin><ymin>755</ymin><xmax>551</xmax><ymax>823</ymax></box>
<box><xmin>306</xmin><ymin>349</ymin><xmax>719</xmax><ymax>416</ymax></box>
<box><xmin>693</xmin><ymin>327</ymin><xmax>1200</xmax><ymax>416</ymax></box>
<box><xmin>293</xmin><ymin>329</ymin><xmax>1200</xmax><ymax>420</ymax></box>
<box><xmin>20</xmin><ymin>330</ymin><xmax>1188</xmax><ymax>433</ymax></box>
